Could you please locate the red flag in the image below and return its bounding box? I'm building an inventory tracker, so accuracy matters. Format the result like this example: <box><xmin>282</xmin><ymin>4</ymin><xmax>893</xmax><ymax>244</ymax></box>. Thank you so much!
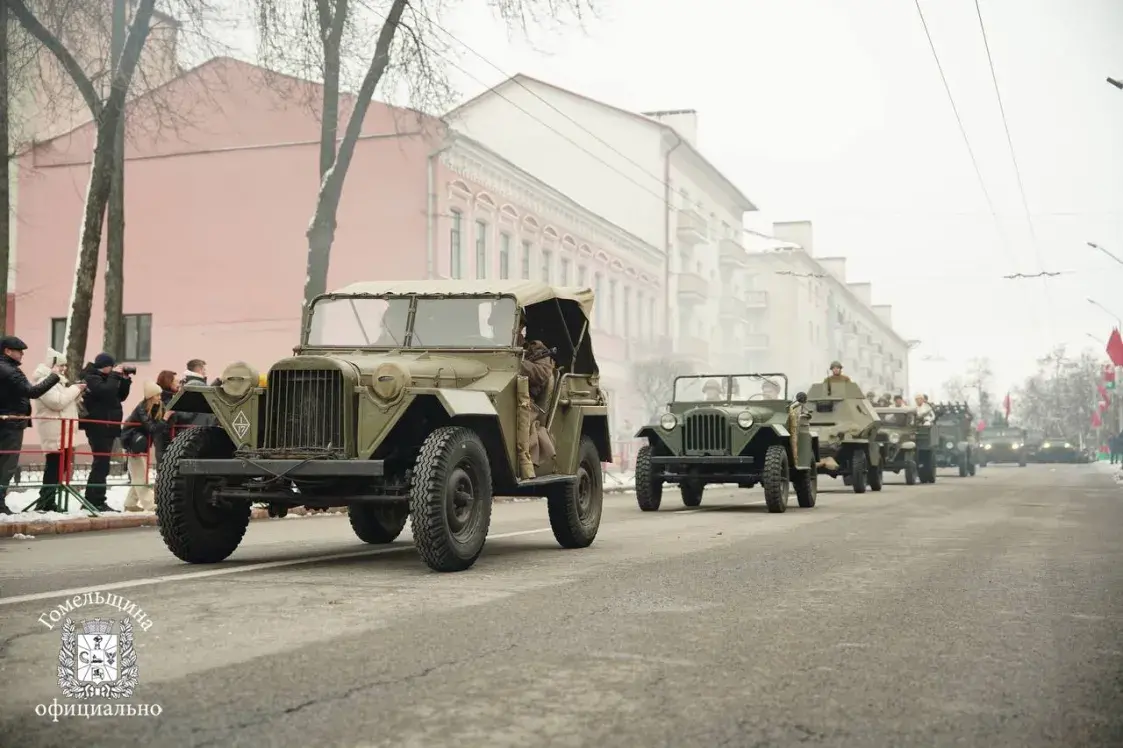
<box><xmin>1092</xmin><ymin>411</ymin><xmax>1103</xmax><ymax>428</ymax></box>
<box><xmin>1104</xmin><ymin>364</ymin><xmax>1116</xmax><ymax>384</ymax></box>
<box><xmin>1098</xmin><ymin>383</ymin><xmax>1110</xmax><ymax>402</ymax></box>
<box><xmin>1101</xmin><ymin>400</ymin><xmax>1110</xmax><ymax>412</ymax></box>
<box><xmin>1003</xmin><ymin>393</ymin><xmax>1011</xmax><ymax>419</ymax></box>
<box><xmin>1107</xmin><ymin>329</ymin><xmax>1123</xmax><ymax>367</ymax></box>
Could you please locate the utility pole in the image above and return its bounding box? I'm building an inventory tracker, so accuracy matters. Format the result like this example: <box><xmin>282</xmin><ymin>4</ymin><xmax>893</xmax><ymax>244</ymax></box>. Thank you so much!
<box><xmin>0</xmin><ymin>0</ymin><xmax>10</xmax><ymax>336</ymax></box>
<box><xmin>102</xmin><ymin>0</ymin><xmax>127</xmax><ymax>359</ymax></box>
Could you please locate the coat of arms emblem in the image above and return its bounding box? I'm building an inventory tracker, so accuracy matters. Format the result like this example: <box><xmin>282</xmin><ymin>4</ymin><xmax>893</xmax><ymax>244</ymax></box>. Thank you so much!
<box><xmin>57</xmin><ymin>618</ymin><xmax>138</xmax><ymax>700</ymax></box>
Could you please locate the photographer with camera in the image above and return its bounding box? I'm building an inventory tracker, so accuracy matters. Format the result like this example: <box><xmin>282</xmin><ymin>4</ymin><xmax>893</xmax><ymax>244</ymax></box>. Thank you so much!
<box><xmin>79</xmin><ymin>353</ymin><xmax>133</xmax><ymax>512</ymax></box>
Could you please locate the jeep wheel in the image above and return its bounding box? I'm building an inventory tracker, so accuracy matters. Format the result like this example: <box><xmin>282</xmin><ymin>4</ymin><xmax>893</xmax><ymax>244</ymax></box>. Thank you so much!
<box><xmin>919</xmin><ymin>456</ymin><xmax>936</xmax><ymax>484</ymax></box>
<box><xmin>409</xmin><ymin>426</ymin><xmax>493</xmax><ymax>572</ymax></box>
<box><xmin>680</xmin><ymin>482</ymin><xmax>703</xmax><ymax>508</ymax></box>
<box><xmin>958</xmin><ymin>456</ymin><xmax>969</xmax><ymax>477</ymax></box>
<box><xmin>761</xmin><ymin>444</ymin><xmax>790</xmax><ymax>513</ymax></box>
<box><xmin>868</xmin><ymin>459</ymin><xmax>883</xmax><ymax>492</ymax></box>
<box><xmin>635</xmin><ymin>444</ymin><xmax>663</xmax><ymax>512</ymax></box>
<box><xmin>156</xmin><ymin>427</ymin><xmax>250</xmax><ymax>564</ymax></box>
<box><xmin>793</xmin><ymin>467</ymin><xmax>817</xmax><ymax>508</ymax></box>
<box><xmin>349</xmin><ymin>503</ymin><xmax>409</xmax><ymax>544</ymax></box>
<box><xmin>1018</xmin><ymin>457</ymin><xmax>1027</xmax><ymax>467</ymax></box>
<box><xmin>968</xmin><ymin>458</ymin><xmax>977</xmax><ymax>476</ymax></box>
<box><xmin>548</xmin><ymin>437</ymin><xmax>603</xmax><ymax>549</ymax></box>
<box><xmin>850</xmin><ymin>450</ymin><xmax>868</xmax><ymax>494</ymax></box>
<box><xmin>905</xmin><ymin>457</ymin><xmax>919</xmax><ymax>485</ymax></box>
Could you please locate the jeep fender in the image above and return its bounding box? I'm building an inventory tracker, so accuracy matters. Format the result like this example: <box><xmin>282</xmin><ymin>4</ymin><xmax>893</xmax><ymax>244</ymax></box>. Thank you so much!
<box><xmin>636</xmin><ymin>425</ymin><xmax>671</xmax><ymax>452</ymax></box>
<box><xmin>167</xmin><ymin>385</ymin><xmax>257</xmax><ymax>447</ymax></box>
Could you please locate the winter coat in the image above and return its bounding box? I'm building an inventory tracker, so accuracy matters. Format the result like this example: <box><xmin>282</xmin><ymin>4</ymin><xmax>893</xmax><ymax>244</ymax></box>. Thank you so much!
<box><xmin>0</xmin><ymin>354</ymin><xmax>60</xmax><ymax>432</ymax></box>
<box><xmin>31</xmin><ymin>353</ymin><xmax>84</xmax><ymax>451</ymax></box>
<box><xmin>120</xmin><ymin>400</ymin><xmax>170</xmax><ymax>456</ymax></box>
<box><xmin>80</xmin><ymin>363</ymin><xmax>132</xmax><ymax>436</ymax></box>
<box><xmin>520</xmin><ymin>340</ymin><xmax>554</xmax><ymax>400</ymax></box>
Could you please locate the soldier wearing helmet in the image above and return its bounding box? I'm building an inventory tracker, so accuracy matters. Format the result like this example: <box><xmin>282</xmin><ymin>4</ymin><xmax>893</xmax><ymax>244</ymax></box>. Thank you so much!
<box><xmin>702</xmin><ymin>378</ymin><xmax>724</xmax><ymax>401</ymax></box>
<box><xmin>825</xmin><ymin>361</ymin><xmax>850</xmax><ymax>382</ymax></box>
<box><xmin>761</xmin><ymin>378</ymin><xmax>781</xmax><ymax>399</ymax></box>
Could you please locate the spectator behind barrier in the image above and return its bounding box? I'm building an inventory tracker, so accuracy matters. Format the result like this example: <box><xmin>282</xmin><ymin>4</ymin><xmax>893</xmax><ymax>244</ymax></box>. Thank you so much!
<box><xmin>154</xmin><ymin>370</ymin><xmax>181</xmax><ymax>466</ymax></box>
<box><xmin>0</xmin><ymin>337</ymin><xmax>61</xmax><ymax>514</ymax></box>
<box><xmin>30</xmin><ymin>348</ymin><xmax>86</xmax><ymax>513</ymax></box>
<box><xmin>120</xmin><ymin>381</ymin><xmax>173</xmax><ymax>512</ymax></box>
<box><xmin>80</xmin><ymin>353</ymin><xmax>133</xmax><ymax>513</ymax></box>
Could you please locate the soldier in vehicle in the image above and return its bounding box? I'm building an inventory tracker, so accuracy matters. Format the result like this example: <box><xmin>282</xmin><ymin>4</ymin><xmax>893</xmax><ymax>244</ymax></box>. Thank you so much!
<box><xmin>893</xmin><ymin>394</ymin><xmax>906</xmax><ymax>407</ymax></box>
<box><xmin>761</xmin><ymin>378</ymin><xmax>781</xmax><ymax>400</ymax></box>
<box><xmin>915</xmin><ymin>394</ymin><xmax>935</xmax><ymax>425</ymax></box>
<box><xmin>823</xmin><ymin>361</ymin><xmax>851</xmax><ymax>394</ymax></box>
<box><xmin>702</xmin><ymin>379</ymin><xmax>724</xmax><ymax>401</ymax></box>
<box><xmin>516</xmin><ymin>314</ymin><xmax>555</xmax><ymax>480</ymax></box>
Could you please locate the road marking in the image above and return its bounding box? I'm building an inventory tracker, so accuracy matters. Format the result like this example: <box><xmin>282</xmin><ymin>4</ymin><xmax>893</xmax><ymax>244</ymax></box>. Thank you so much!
<box><xmin>0</xmin><ymin>527</ymin><xmax>554</xmax><ymax>609</ymax></box>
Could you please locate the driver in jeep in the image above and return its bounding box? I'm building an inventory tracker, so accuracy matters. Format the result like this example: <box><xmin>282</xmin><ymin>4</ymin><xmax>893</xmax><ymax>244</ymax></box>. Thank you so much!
<box><xmin>515</xmin><ymin>313</ymin><xmax>556</xmax><ymax>480</ymax></box>
<box><xmin>703</xmin><ymin>379</ymin><xmax>724</xmax><ymax>401</ymax></box>
<box><xmin>761</xmin><ymin>379</ymin><xmax>781</xmax><ymax>400</ymax></box>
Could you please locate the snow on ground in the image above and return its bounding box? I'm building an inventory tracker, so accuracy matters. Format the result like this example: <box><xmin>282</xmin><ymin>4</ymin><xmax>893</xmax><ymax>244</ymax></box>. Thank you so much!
<box><xmin>1093</xmin><ymin>460</ymin><xmax>1123</xmax><ymax>484</ymax></box>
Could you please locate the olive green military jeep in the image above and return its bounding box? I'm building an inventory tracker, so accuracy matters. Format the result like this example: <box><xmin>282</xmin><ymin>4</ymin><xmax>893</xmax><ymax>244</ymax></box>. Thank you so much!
<box><xmin>874</xmin><ymin>406</ymin><xmax>923</xmax><ymax>485</ymax></box>
<box><xmin>805</xmin><ymin>380</ymin><xmax>885</xmax><ymax>493</ymax></box>
<box><xmin>633</xmin><ymin>373</ymin><xmax>819</xmax><ymax>513</ymax></box>
<box><xmin>929</xmin><ymin>402</ymin><xmax>978</xmax><ymax>477</ymax></box>
<box><xmin>156</xmin><ymin>280</ymin><xmax>612</xmax><ymax>573</ymax></box>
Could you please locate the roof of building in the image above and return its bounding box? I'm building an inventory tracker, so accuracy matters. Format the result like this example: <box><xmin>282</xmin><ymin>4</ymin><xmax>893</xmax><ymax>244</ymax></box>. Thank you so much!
<box><xmin>446</xmin><ymin>74</ymin><xmax>757</xmax><ymax>213</ymax></box>
<box><xmin>327</xmin><ymin>279</ymin><xmax>595</xmax><ymax>318</ymax></box>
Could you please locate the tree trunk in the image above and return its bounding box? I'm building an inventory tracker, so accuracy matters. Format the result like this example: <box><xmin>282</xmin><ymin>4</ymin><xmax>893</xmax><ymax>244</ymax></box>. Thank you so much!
<box><xmin>0</xmin><ymin>0</ymin><xmax>10</xmax><ymax>335</ymax></box>
<box><xmin>102</xmin><ymin>0</ymin><xmax>127</xmax><ymax>359</ymax></box>
<box><xmin>61</xmin><ymin>0</ymin><xmax>157</xmax><ymax>374</ymax></box>
<box><xmin>301</xmin><ymin>0</ymin><xmax>407</xmax><ymax>315</ymax></box>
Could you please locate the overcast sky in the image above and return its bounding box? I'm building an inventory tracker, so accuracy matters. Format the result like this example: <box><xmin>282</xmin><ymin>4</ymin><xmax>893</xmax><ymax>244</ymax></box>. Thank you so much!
<box><xmin>219</xmin><ymin>0</ymin><xmax>1123</xmax><ymax>397</ymax></box>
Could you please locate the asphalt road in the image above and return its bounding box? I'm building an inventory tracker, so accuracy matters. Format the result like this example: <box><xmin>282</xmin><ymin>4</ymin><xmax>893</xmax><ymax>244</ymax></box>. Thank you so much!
<box><xmin>2</xmin><ymin>463</ymin><xmax>1122</xmax><ymax>747</ymax></box>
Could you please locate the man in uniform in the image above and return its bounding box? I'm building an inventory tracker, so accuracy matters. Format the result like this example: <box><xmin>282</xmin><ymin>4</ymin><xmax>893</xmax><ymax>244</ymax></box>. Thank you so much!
<box><xmin>893</xmin><ymin>394</ymin><xmax>906</xmax><ymax>407</ymax></box>
<box><xmin>702</xmin><ymin>379</ymin><xmax>724</xmax><ymax>401</ymax></box>
<box><xmin>915</xmin><ymin>394</ymin><xmax>935</xmax><ymax>425</ymax></box>
<box><xmin>761</xmin><ymin>378</ymin><xmax>781</xmax><ymax>400</ymax></box>
<box><xmin>823</xmin><ymin>360</ymin><xmax>851</xmax><ymax>395</ymax></box>
<box><xmin>516</xmin><ymin>316</ymin><xmax>554</xmax><ymax>480</ymax></box>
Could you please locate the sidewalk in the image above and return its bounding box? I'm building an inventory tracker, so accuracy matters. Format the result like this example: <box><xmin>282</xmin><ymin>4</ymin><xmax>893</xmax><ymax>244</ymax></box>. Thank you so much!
<box><xmin>0</xmin><ymin>470</ymin><xmax>638</xmax><ymax>538</ymax></box>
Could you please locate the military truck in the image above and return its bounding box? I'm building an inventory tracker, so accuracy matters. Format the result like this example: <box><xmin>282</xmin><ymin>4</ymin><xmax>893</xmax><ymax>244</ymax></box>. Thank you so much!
<box><xmin>874</xmin><ymin>406</ymin><xmax>924</xmax><ymax>485</ymax></box>
<box><xmin>805</xmin><ymin>380</ymin><xmax>885</xmax><ymax>493</ymax></box>
<box><xmin>928</xmin><ymin>402</ymin><xmax>977</xmax><ymax>477</ymax></box>
<box><xmin>156</xmin><ymin>280</ymin><xmax>612</xmax><ymax>573</ymax></box>
<box><xmin>633</xmin><ymin>374</ymin><xmax>818</xmax><ymax>513</ymax></box>
<box><xmin>978</xmin><ymin>426</ymin><xmax>1028</xmax><ymax>467</ymax></box>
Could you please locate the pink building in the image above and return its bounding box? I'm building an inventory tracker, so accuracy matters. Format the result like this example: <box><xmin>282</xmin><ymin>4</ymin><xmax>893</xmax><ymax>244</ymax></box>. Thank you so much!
<box><xmin>13</xmin><ymin>58</ymin><xmax>665</xmax><ymax>431</ymax></box>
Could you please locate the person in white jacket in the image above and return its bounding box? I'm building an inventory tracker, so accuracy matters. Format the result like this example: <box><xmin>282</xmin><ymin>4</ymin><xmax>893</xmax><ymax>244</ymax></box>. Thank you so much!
<box><xmin>31</xmin><ymin>348</ymin><xmax>86</xmax><ymax>512</ymax></box>
<box><xmin>915</xmin><ymin>394</ymin><xmax>935</xmax><ymax>426</ymax></box>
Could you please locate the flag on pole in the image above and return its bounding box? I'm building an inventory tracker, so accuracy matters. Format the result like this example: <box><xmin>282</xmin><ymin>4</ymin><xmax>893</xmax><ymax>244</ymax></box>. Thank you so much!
<box><xmin>1003</xmin><ymin>393</ymin><xmax>1011</xmax><ymax>419</ymax></box>
<box><xmin>1098</xmin><ymin>383</ymin><xmax>1111</xmax><ymax>404</ymax></box>
<box><xmin>1107</xmin><ymin>328</ymin><xmax>1123</xmax><ymax>367</ymax></box>
<box><xmin>1093</xmin><ymin>410</ymin><xmax>1103</xmax><ymax>428</ymax></box>
<box><xmin>1105</xmin><ymin>364</ymin><xmax>1117</xmax><ymax>390</ymax></box>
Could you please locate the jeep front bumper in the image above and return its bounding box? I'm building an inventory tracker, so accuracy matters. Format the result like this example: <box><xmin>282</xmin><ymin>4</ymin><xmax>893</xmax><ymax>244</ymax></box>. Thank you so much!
<box><xmin>177</xmin><ymin>459</ymin><xmax>385</xmax><ymax>478</ymax></box>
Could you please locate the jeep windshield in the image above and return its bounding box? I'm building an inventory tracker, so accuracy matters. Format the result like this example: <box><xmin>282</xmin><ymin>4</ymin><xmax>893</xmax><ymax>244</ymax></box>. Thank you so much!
<box><xmin>306</xmin><ymin>295</ymin><xmax>519</xmax><ymax>348</ymax></box>
<box><xmin>673</xmin><ymin>375</ymin><xmax>787</xmax><ymax>403</ymax></box>
<box><xmin>981</xmin><ymin>429</ymin><xmax>1021</xmax><ymax>440</ymax></box>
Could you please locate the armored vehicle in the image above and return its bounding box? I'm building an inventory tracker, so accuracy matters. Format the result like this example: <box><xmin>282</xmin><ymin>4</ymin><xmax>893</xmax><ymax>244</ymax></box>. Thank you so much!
<box><xmin>805</xmin><ymin>380</ymin><xmax>885</xmax><ymax>493</ymax></box>
<box><xmin>1036</xmin><ymin>436</ymin><xmax>1082</xmax><ymax>463</ymax></box>
<box><xmin>156</xmin><ymin>280</ymin><xmax>611</xmax><ymax>573</ymax></box>
<box><xmin>978</xmin><ymin>426</ymin><xmax>1027</xmax><ymax>467</ymax></box>
<box><xmin>874</xmin><ymin>406</ymin><xmax>924</xmax><ymax>485</ymax></box>
<box><xmin>927</xmin><ymin>402</ymin><xmax>977</xmax><ymax>477</ymax></box>
<box><xmin>633</xmin><ymin>374</ymin><xmax>818</xmax><ymax>513</ymax></box>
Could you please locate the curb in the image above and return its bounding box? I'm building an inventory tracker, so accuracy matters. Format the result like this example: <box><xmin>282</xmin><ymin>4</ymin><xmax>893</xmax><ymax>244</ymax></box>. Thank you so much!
<box><xmin>0</xmin><ymin>484</ymin><xmax>635</xmax><ymax>538</ymax></box>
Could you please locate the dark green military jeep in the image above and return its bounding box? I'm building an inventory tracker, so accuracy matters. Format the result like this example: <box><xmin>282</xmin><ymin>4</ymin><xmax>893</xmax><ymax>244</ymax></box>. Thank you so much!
<box><xmin>634</xmin><ymin>374</ymin><xmax>818</xmax><ymax>513</ymax></box>
<box><xmin>874</xmin><ymin>406</ymin><xmax>923</xmax><ymax>485</ymax></box>
<box><xmin>928</xmin><ymin>402</ymin><xmax>978</xmax><ymax>477</ymax></box>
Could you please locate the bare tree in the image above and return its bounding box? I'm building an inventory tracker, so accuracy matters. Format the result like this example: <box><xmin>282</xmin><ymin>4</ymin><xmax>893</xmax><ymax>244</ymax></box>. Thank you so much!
<box><xmin>965</xmin><ymin>357</ymin><xmax>994</xmax><ymax>417</ymax></box>
<box><xmin>1012</xmin><ymin>347</ymin><xmax>1102</xmax><ymax>445</ymax></box>
<box><xmin>251</xmin><ymin>0</ymin><xmax>597</xmax><ymax>317</ymax></box>
<box><xmin>634</xmin><ymin>356</ymin><xmax>695</xmax><ymax>421</ymax></box>
<box><xmin>940</xmin><ymin>374</ymin><xmax>967</xmax><ymax>403</ymax></box>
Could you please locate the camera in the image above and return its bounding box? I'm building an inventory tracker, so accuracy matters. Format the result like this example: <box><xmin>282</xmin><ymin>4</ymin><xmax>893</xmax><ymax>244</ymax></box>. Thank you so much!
<box><xmin>121</xmin><ymin>365</ymin><xmax>137</xmax><ymax>376</ymax></box>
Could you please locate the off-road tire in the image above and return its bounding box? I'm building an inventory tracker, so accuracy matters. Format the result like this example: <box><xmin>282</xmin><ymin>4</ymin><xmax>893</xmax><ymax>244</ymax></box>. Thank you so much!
<box><xmin>850</xmin><ymin>450</ymin><xmax>868</xmax><ymax>494</ymax></box>
<box><xmin>349</xmin><ymin>503</ymin><xmax>409</xmax><ymax>544</ymax></box>
<box><xmin>761</xmin><ymin>444</ymin><xmax>790</xmax><ymax>513</ymax></box>
<box><xmin>680</xmin><ymin>482</ymin><xmax>703</xmax><ymax>508</ymax></box>
<box><xmin>156</xmin><ymin>427</ymin><xmax>250</xmax><ymax>564</ymax></box>
<box><xmin>968</xmin><ymin>457</ymin><xmax>977</xmax><ymax>476</ymax></box>
<box><xmin>635</xmin><ymin>444</ymin><xmax>663</xmax><ymax>512</ymax></box>
<box><xmin>842</xmin><ymin>474</ymin><xmax>853</xmax><ymax>487</ymax></box>
<box><xmin>548</xmin><ymin>437</ymin><xmax>603</xmax><ymax>549</ymax></box>
<box><xmin>918</xmin><ymin>455</ymin><xmax>937</xmax><ymax>483</ymax></box>
<box><xmin>869</xmin><ymin>457</ymin><xmax>884</xmax><ymax>492</ymax></box>
<box><xmin>905</xmin><ymin>457</ymin><xmax>919</xmax><ymax>485</ymax></box>
<box><xmin>409</xmin><ymin>426</ymin><xmax>493</xmax><ymax>572</ymax></box>
<box><xmin>958</xmin><ymin>455</ymin><xmax>969</xmax><ymax>477</ymax></box>
<box><xmin>1018</xmin><ymin>458</ymin><xmax>1027</xmax><ymax>467</ymax></box>
<box><xmin>793</xmin><ymin>466</ymin><xmax>817</xmax><ymax>508</ymax></box>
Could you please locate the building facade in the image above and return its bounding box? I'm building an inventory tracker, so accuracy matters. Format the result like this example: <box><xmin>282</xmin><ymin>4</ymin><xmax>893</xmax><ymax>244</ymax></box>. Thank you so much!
<box><xmin>12</xmin><ymin>58</ymin><xmax>662</xmax><ymax>434</ymax></box>
<box><xmin>742</xmin><ymin>221</ymin><xmax>910</xmax><ymax>396</ymax></box>
<box><xmin>445</xmin><ymin>77</ymin><xmax>759</xmax><ymax>374</ymax></box>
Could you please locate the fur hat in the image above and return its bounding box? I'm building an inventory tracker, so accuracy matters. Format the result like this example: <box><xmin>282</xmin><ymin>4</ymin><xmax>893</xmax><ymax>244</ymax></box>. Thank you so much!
<box><xmin>142</xmin><ymin>381</ymin><xmax>162</xmax><ymax>400</ymax></box>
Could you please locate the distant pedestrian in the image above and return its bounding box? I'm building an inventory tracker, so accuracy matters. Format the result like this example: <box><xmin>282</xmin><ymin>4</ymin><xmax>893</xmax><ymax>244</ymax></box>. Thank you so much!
<box><xmin>79</xmin><ymin>353</ymin><xmax>133</xmax><ymax>512</ymax></box>
<box><xmin>1112</xmin><ymin>431</ymin><xmax>1123</xmax><ymax>465</ymax></box>
<box><xmin>30</xmin><ymin>348</ymin><xmax>86</xmax><ymax>512</ymax></box>
<box><xmin>120</xmin><ymin>382</ymin><xmax>174</xmax><ymax>512</ymax></box>
<box><xmin>0</xmin><ymin>337</ymin><xmax>60</xmax><ymax>514</ymax></box>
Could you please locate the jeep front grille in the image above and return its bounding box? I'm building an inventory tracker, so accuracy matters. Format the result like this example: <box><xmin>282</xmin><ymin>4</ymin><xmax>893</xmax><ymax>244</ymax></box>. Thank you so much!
<box><xmin>684</xmin><ymin>411</ymin><xmax>729</xmax><ymax>454</ymax></box>
<box><xmin>264</xmin><ymin>369</ymin><xmax>347</xmax><ymax>451</ymax></box>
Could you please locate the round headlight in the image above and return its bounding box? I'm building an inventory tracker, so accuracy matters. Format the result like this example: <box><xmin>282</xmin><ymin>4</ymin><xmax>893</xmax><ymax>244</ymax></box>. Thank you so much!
<box><xmin>1042</xmin><ymin>442</ymin><xmax>1050</xmax><ymax>449</ymax></box>
<box><xmin>945</xmin><ymin>441</ymin><xmax>954</xmax><ymax>449</ymax></box>
<box><xmin>1064</xmin><ymin>442</ymin><xmax>1072</xmax><ymax>449</ymax></box>
<box><xmin>984</xmin><ymin>443</ymin><xmax>992</xmax><ymax>449</ymax></box>
<box><xmin>659</xmin><ymin>413</ymin><xmax>678</xmax><ymax>430</ymax></box>
<box><xmin>220</xmin><ymin>361</ymin><xmax>260</xmax><ymax>399</ymax></box>
<box><xmin>889</xmin><ymin>432</ymin><xmax>900</xmax><ymax>443</ymax></box>
<box><xmin>736</xmin><ymin>411</ymin><xmax>754</xmax><ymax>429</ymax></box>
<box><xmin>372</xmin><ymin>363</ymin><xmax>409</xmax><ymax>401</ymax></box>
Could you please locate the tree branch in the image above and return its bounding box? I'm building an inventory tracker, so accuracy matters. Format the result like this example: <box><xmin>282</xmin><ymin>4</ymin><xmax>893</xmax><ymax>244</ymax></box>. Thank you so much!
<box><xmin>7</xmin><ymin>0</ymin><xmax>103</xmax><ymax>119</ymax></box>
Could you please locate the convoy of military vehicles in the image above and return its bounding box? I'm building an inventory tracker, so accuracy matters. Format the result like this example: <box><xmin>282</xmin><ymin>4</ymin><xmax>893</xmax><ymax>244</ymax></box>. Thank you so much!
<box><xmin>154</xmin><ymin>278</ymin><xmax>1094</xmax><ymax>574</ymax></box>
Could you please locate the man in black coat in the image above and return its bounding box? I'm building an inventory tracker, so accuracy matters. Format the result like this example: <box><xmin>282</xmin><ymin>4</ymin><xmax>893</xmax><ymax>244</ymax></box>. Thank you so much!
<box><xmin>0</xmin><ymin>337</ymin><xmax>60</xmax><ymax>514</ymax></box>
<box><xmin>80</xmin><ymin>353</ymin><xmax>132</xmax><ymax>512</ymax></box>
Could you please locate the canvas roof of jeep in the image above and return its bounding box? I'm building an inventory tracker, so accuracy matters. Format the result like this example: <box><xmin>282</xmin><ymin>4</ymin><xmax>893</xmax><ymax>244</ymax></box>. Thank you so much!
<box><xmin>328</xmin><ymin>280</ymin><xmax>595</xmax><ymax>318</ymax></box>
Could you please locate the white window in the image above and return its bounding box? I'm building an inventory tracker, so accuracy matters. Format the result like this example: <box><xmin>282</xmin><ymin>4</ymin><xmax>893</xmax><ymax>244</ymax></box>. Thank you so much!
<box><xmin>449</xmin><ymin>209</ymin><xmax>463</xmax><ymax>279</ymax></box>
<box><xmin>499</xmin><ymin>233</ymin><xmax>511</xmax><ymax>279</ymax></box>
<box><xmin>475</xmin><ymin>220</ymin><xmax>488</xmax><ymax>279</ymax></box>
